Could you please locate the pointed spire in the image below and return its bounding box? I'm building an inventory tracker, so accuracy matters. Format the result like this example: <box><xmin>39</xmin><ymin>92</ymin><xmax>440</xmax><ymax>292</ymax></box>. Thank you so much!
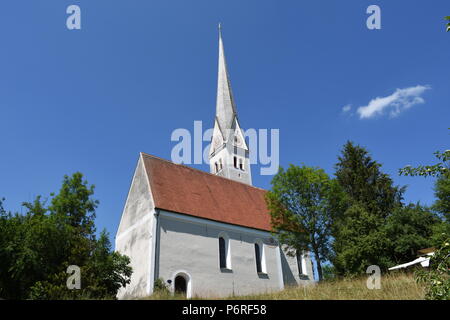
<box><xmin>216</xmin><ymin>24</ymin><xmax>237</xmax><ymax>136</ymax></box>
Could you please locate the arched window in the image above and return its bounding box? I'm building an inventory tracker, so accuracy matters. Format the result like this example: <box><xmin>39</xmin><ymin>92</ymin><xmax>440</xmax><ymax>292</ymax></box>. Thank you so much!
<box><xmin>296</xmin><ymin>251</ymin><xmax>307</xmax><ymax>276</ymax></box>
<box><xmin>218</xmin><ymin>233</ymin><xmax>231</xmax><ymax>270</ymax></box>
<box><xmin>233</xmin><ymin>156</ymin><xmax>237</xmax><ymax>168</ymax></box>
<box><xmin>219</xmin><ymin>237</ymin><xmax>227</xmax><ymax>268</ymax></box>
<box><xmin>254</xmin><ymin>243</ymin><xmax>262</xmax><ymax>273</ymax></box>
<box><xmin>254</xmin><ymin>240</ymin><xmax>266</xmax><ymax>274</ymax></box>
<box><xmin>239</xmin><ymin>158</ymin><xmax>244</xmax><ymax>171</ymax></box>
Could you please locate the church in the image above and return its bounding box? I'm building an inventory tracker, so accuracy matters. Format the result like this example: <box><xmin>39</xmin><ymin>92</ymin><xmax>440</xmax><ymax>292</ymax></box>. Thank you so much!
<box><xmin>115</xmin><ymin>27</ymin><xmax>314</xmax><ymax>299</ymax></box>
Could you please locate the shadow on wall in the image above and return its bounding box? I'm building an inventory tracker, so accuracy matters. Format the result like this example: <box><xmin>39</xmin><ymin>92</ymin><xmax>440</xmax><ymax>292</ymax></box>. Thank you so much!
<box><xmin>280</xmin><ymin>249</ymin><xmax>297</xmax><ymax>286</ymax></box>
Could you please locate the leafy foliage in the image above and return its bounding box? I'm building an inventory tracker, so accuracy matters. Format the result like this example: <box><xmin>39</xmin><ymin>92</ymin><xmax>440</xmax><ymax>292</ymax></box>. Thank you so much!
<box><xmin>331</xmin><ymin>203</ymin><xmax>393</xmax><ymax>276</ymax></box>
<box><xmin>0</xmin><ymin>173</ymin><xmax>132</xmax><ymax>300</ymax></box>
<box><xmin>384</xmin><ymin>204</ymin><xmax>440</xmax><ymax>264</ymax></box>
<box><xmin>399</xmin><ymin>150</ymin><xmax>449</xmax><ymax>178</ymax></box>
<box><xmin>415</xmin><ymin>238</ymin><xmax>450</xmax><ymax>300</ymax></box>
<box><xmin>396</xmin><ymin>141</ymin><xmax>450</xmax><ymax>299</ymax></box>
<box><xmin>446</xmin><ymin>16</ymin><xmax>450</xmax><ymax>32</ymax></box>
<box><xmin>265</xmin><ymin>165</ymin><xmax>333</xmax><ymax>280</ymax></box>
<box><xmin>154</xmin><ymin>278</ymin><xmax>170</xmax><ymax>294</ymax></box>
<box><xmin>399</xmin><ymin>147</ymin><xmax>449</xmax><ymax>232</ymax></box>
<box><xmin>266</xmin><ymin>141</ymin><xmax>446</xmax><ymax>281</ymax></box>
<box><xmin>430</xmin><ymin>221</ymin><xmax>450</xmax><ymax>247</ymax></box>
<box><xmin>434</xmin><ymin>172</ymin><xmax>450</xmax><ymax>222</ymax></box>
<box><xmin>321</xmin><ymin>264</ymin><xmax>336</xmax><ymax>281</ymax></box>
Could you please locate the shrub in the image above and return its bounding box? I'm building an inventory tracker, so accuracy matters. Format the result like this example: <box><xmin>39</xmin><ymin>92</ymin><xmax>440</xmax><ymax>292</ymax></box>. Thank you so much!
<box><xmin>415</xmin><ymin>237</ymin><xmax>450</xmax><ymax>300</ymax></box>
<box><xmin>154</xmin><ymin>278</ymin><xmax>169</xmax><ymax>294</ymax></box>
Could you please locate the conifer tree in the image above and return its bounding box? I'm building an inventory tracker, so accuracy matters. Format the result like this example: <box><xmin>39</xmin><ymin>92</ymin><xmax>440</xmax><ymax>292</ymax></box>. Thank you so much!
<box><xmin>331</xmin><ymin>142</ymin><xmax>405</xmax><ymax>275</ymax></box>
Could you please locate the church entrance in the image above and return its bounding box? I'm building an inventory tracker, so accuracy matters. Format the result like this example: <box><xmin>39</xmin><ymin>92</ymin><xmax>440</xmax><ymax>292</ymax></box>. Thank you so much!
<box><xmin>174</xmin><ymin>275</ymin><xmax>187</xmax><ymax>297</ymax></box>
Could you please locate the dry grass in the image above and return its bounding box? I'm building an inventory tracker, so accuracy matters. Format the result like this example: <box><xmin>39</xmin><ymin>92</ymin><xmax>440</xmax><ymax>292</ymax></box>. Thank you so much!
<box><xmin>143</xmin><ymin>273</ymin><xmax>426</xmax><ymax>300</ymax></box>
<box><xmin>143</xmin><ymin>291</ymin><xmax>193</xmax><ymax>300</ymax></box>
<box><xmin>233</xmin><ymin>273</ymin><xmax>425</xmax><ymax>300</ymax></box>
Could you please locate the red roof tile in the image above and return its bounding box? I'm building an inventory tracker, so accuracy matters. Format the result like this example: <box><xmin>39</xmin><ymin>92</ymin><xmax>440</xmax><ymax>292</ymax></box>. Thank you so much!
<box><xmin>141</xmin><ymin>153</ymin><xmax>272</xmax><ymax>232</ymax></box>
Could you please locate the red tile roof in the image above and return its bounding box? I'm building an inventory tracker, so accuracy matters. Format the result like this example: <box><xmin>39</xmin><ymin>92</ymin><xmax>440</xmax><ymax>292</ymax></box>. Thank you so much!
<box><xmin>141</xmin><ymin>153</ymin><xmax>272</xmax><ymax>232</ymax></box>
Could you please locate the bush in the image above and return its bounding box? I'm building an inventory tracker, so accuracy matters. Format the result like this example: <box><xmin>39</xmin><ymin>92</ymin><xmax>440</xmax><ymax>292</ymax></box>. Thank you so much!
<box><xmin>154</xmin><ymin>278</ymin><xmax>169</xmax><ymax>294</ymax></box>
<box><xmin>415</xmin><ymin>237</ymin><xmax>450</xmax><ymax>300</ymax></box>
<box><xmin>0</xmin><ymin>173</ymin><xmax>133</xmax><ymax>300</ymax></box>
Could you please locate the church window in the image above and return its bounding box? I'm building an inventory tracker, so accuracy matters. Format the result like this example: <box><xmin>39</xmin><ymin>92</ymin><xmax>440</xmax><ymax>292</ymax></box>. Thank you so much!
<box><xmin>233</xmin><ymin>156</ymin><xmax>237</xmax><ymax>168</ymax></box>
<box><xmin>219</xmin><ymin>158</ymin><xmax>223</xmax><ymax>170</ymax></box>
<box><xmin>219</xmin><ymin>237</ymin><xmax>226</xmax><ymax>268</ymax></box>
<box><xmin>215</xmin><ymin>162</ymin><xmax>218</xmax><ymax>173</ymax></box>
<box><xmin>255</xmin><ymin>243</ymin><xmax>262</xmax><ymax>273</ymax></box>
<box><xmin>254</xmin><ymin>240</ymin><xmax>266</xmax><ymax>274</ymax></box>
<box><xmin>239</xmin><ymin>158</ymin><xmax>244</xmax><ymax>171</ymax></box>
<box><xmin>296</xmin><ymin>251</ymin><xmax>307</xmax><ymax>276</ymax></box>
<box><xmin>219</xmin><ymin>234</ymin><xmax>231</xmax><ymax>270</ymax></box>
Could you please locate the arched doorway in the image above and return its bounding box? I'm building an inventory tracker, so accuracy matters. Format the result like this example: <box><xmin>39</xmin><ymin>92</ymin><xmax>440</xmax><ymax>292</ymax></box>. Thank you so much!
<box><xmin>171</xmin><ymin>271</ymin><xmax>192</xmax><ymax>298</ymax></box>
<box><xmin>174</xmin><ymin>275</ymin><xmax>187</xmax><ymax>296</ymax></box>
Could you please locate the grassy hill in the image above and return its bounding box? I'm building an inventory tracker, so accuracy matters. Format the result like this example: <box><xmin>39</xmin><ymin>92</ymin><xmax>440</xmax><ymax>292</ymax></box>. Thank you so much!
<box><xmin>145</xmin><ymin>273</ymin><xmax>426</xmax><ymax>300</ymax></box>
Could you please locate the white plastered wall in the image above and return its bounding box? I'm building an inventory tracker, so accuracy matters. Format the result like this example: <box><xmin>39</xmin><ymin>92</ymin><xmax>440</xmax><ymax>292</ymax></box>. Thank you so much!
<box><xmin>155</xmin><ymin>210</ymin><xmax>313</xmax><ymax>298</ymax></box>
<box><xmin>115</xmin><ymin>155</ymin><xmax>155</xmax><ymax>299</ymax></box>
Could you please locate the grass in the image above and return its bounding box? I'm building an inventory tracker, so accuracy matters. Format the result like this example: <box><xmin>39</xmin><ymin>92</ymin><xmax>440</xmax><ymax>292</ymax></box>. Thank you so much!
<box><xmin>143</xmin><ymin>273</ymin><xmax>426</xmax><ymax>300</ymax></box>
<box><xmin>234</xmin><ymin>273</ymin><xmax>425</xmax><ymax>300</ymax></box>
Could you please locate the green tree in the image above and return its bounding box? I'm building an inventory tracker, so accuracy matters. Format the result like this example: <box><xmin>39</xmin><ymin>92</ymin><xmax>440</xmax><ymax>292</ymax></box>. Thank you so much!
<box><xmin>384</xmin><ymin>204</ymin><xmax>440</xmax><ymax>264</ymax></box>
<box><xmin>434</xmin><ymin>173</ymin><xmax>450</xmax><ymax>221</ymax></box>
<box><xmin>265</xmin><ymin>165</ymin><xmax>333</xmax><ymax>280</ymax></box>
<box><xmin>0</xmin><ymin>198</ymin><xmax>17</xmax><ymax>298</ymax></box>
<box><xmin>321</xmin><ymin>264</ymin><xmax>336</xmax><ymax>281</ymax></box>
<box><xmin>446</xmin><ymin>16</ymin><xmax>450</xmax><ymax>32</ymax></box>
<box><xmin>331</xmin><ymin>141</ymin><xmax>405</xmax><ymax>275</ymax></box>
<box><xmin>431</xmin><ymin>221</ymin><xmax>450</xmax><ymax>247</ymax></box>
<box><xmin>0</xmin><ymin>173</ymin><xmax>132</xmax><ymax>300</ymax></box>
<box><xmin>400</xmin><ymin>148</ymin><xmax>449</xmax><ymax>233</ymax></box>
<box><xmin>331</xmin><ymin>203</ymin><xmax>392</xmax><ymax>276</ymax></box>
<box><xmin>0</xmin><ymin>197</ymin><xmax>67</xmax><ymax>299</ymax></box>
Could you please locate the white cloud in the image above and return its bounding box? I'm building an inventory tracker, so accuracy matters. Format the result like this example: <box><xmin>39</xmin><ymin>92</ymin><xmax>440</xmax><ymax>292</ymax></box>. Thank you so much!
<box><xmin>356</xmin><ymin>85</ymin><xmax>431</xmax><ymax>119</ymax></box>
<box><xmin>342</xmin><ymin>104</ymin><xmax>352</xmax><ymax>113</ymax></box>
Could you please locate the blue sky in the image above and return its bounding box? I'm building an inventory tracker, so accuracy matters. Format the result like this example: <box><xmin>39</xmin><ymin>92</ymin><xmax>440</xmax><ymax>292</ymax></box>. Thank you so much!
<box><xmin>0</xmin><ymin>1</ymin><xmax>449</xmax><ymax>246</ymax></box>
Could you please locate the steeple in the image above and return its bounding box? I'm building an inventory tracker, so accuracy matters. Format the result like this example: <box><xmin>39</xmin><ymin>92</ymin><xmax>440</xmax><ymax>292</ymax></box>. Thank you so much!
<box><xmin>216</xmin><ymin>23</ymin><xmax>237</xmax><ymax>133</ymax></box>
<box><xmin>209</xmin><ymin>25</ymin><xmax>252</xmax><ymax>186</ymax></box>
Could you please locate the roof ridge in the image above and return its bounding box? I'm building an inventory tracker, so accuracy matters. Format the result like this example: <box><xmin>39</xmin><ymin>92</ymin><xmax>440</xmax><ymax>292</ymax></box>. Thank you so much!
<box><xmin>140</xmin><ymin>152</ymin><xmax>267</xmax><ymax>192</ymax></box>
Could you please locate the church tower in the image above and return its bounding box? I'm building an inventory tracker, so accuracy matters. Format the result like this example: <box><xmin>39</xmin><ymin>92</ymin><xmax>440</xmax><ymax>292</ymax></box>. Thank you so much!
<box><xmin>209</xmin><ymin>25</ymin><xmax>252</xmax><ymax>186</ymax></box>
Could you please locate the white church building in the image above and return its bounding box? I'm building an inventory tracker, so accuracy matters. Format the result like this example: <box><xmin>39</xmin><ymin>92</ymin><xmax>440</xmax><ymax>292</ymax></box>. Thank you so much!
<box><xmin>115</xmin><ymin>28</ymin><xmax>314</xmax><ymax>299</ymax></box>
